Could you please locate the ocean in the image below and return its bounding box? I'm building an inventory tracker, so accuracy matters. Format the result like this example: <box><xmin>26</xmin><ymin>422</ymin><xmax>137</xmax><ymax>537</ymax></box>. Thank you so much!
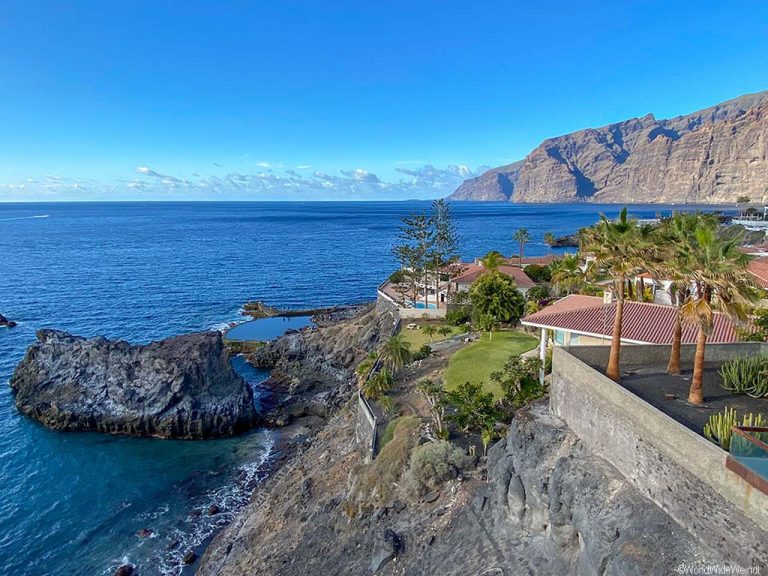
<box><xmin>0</xmin><ymin>201</ymin><xmax>732</xmax><ymax>575</ymax></box>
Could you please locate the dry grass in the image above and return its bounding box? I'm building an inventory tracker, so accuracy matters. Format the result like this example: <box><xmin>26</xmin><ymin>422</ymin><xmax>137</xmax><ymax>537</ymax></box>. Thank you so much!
<box><xmin>347</xmin><ymin>415</ymin><xmax>420</xmax><ymax>510</ymax></box>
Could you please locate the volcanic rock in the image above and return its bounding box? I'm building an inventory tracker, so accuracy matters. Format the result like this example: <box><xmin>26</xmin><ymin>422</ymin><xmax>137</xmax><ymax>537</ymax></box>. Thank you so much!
<box><xmin>10</xmin><ymin>329</ymin><xmax>258</xmax><ymax>438</ymax></box>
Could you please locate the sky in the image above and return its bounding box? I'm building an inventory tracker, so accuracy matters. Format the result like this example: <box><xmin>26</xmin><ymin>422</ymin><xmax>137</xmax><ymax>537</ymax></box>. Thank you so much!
<box><xmin>0</xmin><ymin>0</ymin><xmax>767</xmax><ymax>202</ymax></box>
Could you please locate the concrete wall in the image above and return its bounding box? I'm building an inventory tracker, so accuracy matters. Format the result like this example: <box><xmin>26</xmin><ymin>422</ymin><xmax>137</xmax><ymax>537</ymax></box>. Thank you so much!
<box><xmin>565</xmin><ymin>342</ymin><xmax>768</xmax><ymax>367</ymax></box>
<box><xmin>356</xmin><ymin>392</ymin><xmax>377</xmax><ymax>461</ymax></box>
<box><xmin>550</xmin><ymin>346</ymin><xmax>768</xmax><ymax>565</ymax></box>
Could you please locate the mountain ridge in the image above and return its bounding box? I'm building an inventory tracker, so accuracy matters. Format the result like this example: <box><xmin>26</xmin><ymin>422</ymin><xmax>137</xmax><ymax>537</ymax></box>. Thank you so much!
<box><xmin>449</xmin><ymin>91</ymin><xmax>768</xmax><ymax>203</ymax></box>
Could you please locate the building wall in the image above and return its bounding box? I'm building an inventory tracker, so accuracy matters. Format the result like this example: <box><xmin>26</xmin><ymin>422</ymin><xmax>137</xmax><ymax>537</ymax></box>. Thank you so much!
<box><xmin>550</xmin><ymin>345</ymin><xmax>768</xmax><ymax>565</ymax></box>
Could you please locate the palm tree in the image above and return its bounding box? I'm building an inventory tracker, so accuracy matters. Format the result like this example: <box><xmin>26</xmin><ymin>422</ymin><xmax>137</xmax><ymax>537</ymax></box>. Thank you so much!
<box><xmin>422</xmin><ymin>324</ymin><xmax>437</xmax><ymax>343</ymax></box>
<box><xmin>380</xmin><ymin>334</ymin><xmax>412</xmax><ymax>373</ymax></box>
<box><xmin>513</xmin><ymin>228</ymin><xmax>530</xmax><ymax>263</ymax></box>
<box><xmin>437</xmin><ymin>326</ymin><xmax>453</xmax><ymax>339</ymax></box>
<box><xmin>479</xmin><ymin>250</ymin><xmax>505</xmax><ymax>272</ymax></box>
<box><xmin>655</xmin><ymin>213</ymin><xmax>715</xmax><ymax>375</ymax></box>
<box><xmin>581</xmin><ymin>207</ymin><xmax>651</xmax><ymax>382</ymax></box>
<box><xmin>362</xmin><ymin>368</ymin><xmax>393</xmax><ymax>400</ymax></box>
<box><xmin>354</xmin><ymin>351</ymin><xmax>378</xmax><ymax>387</ymax></box>
<box><xmin>679</xmin><ymin>224</ymin><xmax>756</xmax><ymax>404</ymax></box>
<box><xmin>549</xmin><ymin>253</ymin><xmax>586</xmax><ymax>295</ymax></box>
<box><xmin>544</xmin><ymin>232</ymin><xmax>556</xmax><ymax>254</ymax></box>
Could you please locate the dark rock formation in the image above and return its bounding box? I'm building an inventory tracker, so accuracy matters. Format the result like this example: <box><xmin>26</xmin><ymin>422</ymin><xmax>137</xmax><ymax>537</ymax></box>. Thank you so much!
<box><xmin>249</xmin><ymin>304</ymin><xmax>394</xmax><ymax>422</ymax></box>
<box><xmin>0</xmin><ymin>314</ymin><xmax>17</xmax><ymax>328</ymax></box>
<box><xmin>10</xmin><ymin>329</ymin><xmax>258</xmax><ymax>438</ymax></box>
<box><xmin>449</xmin><ymin>90</ymin><xmax>768</xmax><ymax>204</ymax></box>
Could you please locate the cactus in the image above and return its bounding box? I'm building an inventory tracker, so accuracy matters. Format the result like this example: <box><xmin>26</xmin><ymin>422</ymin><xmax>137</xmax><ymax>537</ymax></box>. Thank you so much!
<box><xmin>704</xmin><ymin>407</ymin><xmax>767</xmax><ymax>451</ymax></box>
<box><xmin>719</xmin><ymin>356</ymin><xmax>768</xmax><ymax>398</ymax></box>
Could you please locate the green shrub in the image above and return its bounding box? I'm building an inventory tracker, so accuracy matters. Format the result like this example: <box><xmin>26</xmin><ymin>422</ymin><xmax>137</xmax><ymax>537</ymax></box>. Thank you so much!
<box><xmin>403</xmin><ymin>441</ymin><xmax>473</xmax><ymax>497</ymax></box>
<box><xmin>525</xmin><ymin>285</ymin><xmax>550</xmax><ymax>302</ymax></box>
<box><xmin>523</xmin><ymin>264</ymin><xmax>551</xmax><ymax>283</ymax></box>
<box><xmin>445</xmin><ymin>307</ymin><xmax>471</xmax><ymax>326</ymax></box>
<box><xmin>491</xmin><ymin>355</ymin><xmax>545</xmax><ymax>409</ymax></box>
<box><xmin>413</xmin><ymin>345</ymin><xmax>433</xmax><ymax>361</ymax></box>
<box><xmin>719</xmin><ymin>356</ymin><xmax>768</xmax><ymax>398</ymax></box>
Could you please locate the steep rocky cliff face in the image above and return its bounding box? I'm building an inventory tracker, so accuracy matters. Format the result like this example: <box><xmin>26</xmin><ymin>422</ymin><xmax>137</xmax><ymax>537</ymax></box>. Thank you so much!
<box><xmin>197</xmin><ymin>401</ymin><xmax>720</xmax><ymax>575</ymax></box>
<box><xmin>449</xmin><ymin>91</ymin><xmax>768</xmax><ymax>204</ymax></box>
<box><xmin>249</xmin><ymin>304</ymin><xmax>394</xmax><ymax>421</ymax></box>
<box><xmin>10</xmin><ymin>329</ymin><xmax>258</xmax><ymax>438</ymax></box>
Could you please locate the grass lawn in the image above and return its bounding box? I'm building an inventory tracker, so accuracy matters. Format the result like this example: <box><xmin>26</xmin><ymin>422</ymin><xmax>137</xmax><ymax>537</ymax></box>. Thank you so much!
<box><xmin>443</xmin><ymin>330</ymin><xmax>538</xmax><ymax>398</ymax></box>
<box><xmin>399</xmin><ymin>322</ymin><xmax>467</xmax><ymax>349</ymax></box>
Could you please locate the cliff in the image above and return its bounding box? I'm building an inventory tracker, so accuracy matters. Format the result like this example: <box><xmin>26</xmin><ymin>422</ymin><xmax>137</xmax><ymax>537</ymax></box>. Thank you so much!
<box><xmin>197</xmin><ymin>400</ymin><xmax>721</xmax><ymax>575</ymax></box>
<box><xmin>10</xmin><ymin>329</ymin><xmax>258</xmax><ymax>438</ymax></box>
<box><xmin>449</xmin><ymin>90</ymin><xmax>768</xmax><ymax>204</ymax></box>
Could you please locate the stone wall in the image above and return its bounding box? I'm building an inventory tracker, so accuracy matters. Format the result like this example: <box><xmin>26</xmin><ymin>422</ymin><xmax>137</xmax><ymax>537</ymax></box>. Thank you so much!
<box><xmin>355</xmin><ymin>392</ymin><xmax>377</xmax><ymax>461</ymax></box>
<box><xmin>565</xmin><ymin>341</ymin><xmax>768</xmax><ymax>367</ymax></box>
<box><xmin>550</xmin><ymin>346</ymin><xmax>768</xmax><ymax>565</ymax></box>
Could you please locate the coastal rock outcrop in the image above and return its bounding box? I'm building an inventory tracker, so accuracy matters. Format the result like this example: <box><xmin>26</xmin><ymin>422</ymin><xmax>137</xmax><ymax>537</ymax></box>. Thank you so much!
<box><xmin>249</xmin><ymin>304</ymin><xmax>394</xmax><ymax>421</ymax></box>
<box><xmin>10</xmin><ymin>329</ymin><xmax>258</xmax><ymax>438</ymax></box>
<box><xmin>0</xmin><ymin>314</ymin><xmax>17</xmax><ymax>328</ymax></box>
<box><xmin>449</xmin><ymin>90</ymin><xmax>768</xmax><ymax>204</ymax></box>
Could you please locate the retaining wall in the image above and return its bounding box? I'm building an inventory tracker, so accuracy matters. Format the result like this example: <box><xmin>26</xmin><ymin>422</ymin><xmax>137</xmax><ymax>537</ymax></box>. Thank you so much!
<box><xmin>550</xmin><ymin>345</ymin><xmax>768</xmax><ymax>565</ymax></box>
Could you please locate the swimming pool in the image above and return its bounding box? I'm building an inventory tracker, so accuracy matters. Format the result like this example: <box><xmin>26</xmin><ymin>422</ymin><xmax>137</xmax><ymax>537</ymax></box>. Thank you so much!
<box><xmin>408</xmin><ymin>301</ymin><xmax>437</xmax><ymax>309</ymax></box>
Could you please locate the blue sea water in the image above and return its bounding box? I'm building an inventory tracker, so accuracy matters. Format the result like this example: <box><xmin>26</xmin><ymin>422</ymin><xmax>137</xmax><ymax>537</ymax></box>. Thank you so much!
<box><xmin>0</xmin><ymin>201</ymin><xmax>734</xmax><ymax>576</ymax></box>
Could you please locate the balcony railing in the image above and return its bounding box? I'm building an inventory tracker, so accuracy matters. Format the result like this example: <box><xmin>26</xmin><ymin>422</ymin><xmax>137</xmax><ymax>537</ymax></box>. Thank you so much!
<box><xmin>726</xmin><ymin>426</ymin><xmax>768</xmax><ymax>495</ymax></box>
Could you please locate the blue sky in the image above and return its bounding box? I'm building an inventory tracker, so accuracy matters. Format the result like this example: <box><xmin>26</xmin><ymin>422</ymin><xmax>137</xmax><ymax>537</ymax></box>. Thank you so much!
<box><xmin>1</xmin><ymin>0</ymin><xmax>767</xmax><ymax>201</ymax></box>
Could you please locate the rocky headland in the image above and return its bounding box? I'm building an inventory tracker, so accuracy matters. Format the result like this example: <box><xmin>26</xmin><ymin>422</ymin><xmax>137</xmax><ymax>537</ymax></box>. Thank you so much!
<box><xmin>0</xmin><ymin>313</ymin><xmax>17</xmax><ymax>328</ymax></box>
<box><xmin>449</xmin><ymin>90</ymin><xmax>768</xmax><ymax>204</ymax></box>
<box><xmin>10</xmin><ymin>329</ymin><xmax>258</xmax><ymax>438</ymax></box>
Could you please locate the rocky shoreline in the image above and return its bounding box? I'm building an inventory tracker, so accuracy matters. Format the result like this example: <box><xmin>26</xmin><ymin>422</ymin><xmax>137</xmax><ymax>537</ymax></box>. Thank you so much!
<box><xmin>0</xmin><ymin>313</ymin><xmax>17</xmax><ymax>328</ymax></box>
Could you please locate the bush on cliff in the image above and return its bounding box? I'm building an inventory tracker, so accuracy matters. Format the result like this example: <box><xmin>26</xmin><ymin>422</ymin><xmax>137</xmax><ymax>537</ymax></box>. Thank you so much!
<box><xmin>348</xmin><ymin>415</ymin><xmax>420</xmax><ymax>511</ymax></box>
<box><xmin>403</xmin><ymin>441</ymin><xmax>473</xmax><ymax>497</ymax></box>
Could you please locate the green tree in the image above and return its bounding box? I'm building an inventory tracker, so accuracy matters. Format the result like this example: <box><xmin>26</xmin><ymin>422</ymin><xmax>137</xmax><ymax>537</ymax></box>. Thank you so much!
<box><xmin>544</xmin><ymin>231</ymin><xmax>556</xmax><ymax>254</ymax></box>
<box><xmin>430</xmin><ymin>199</ymin><xmax>461</xmax><ymax>304</ymax></box>
<box><xmin>422</xmin><ymin>324</ymin><xmax>437</xmax><ymax>342</ymax></box>
<box><xmin>513</xmin><ymin>228</ymin><xmax>531</xmax><ymax>262</ymax></box>
<box><xmin>490</xmin><ymin>356</ymin><xmax>544</xmax><ymax>408</ymax></box>
<box><xmin>394</xmin><ymin>213</ymin><xmax>435</xmax><ymax>308</ymax></box>
<box><xmin>581</xmin><ymin>207</ymin><xmax>652</xmax><ymax>381</ymax></box>
<box><xmin>437</xmin><ymin>325</ymin><xmax>453</xmax><ymax>339</ymax></box>
<box><xmin>445</xmin><ymin>381</ymin><xmax>501</xmax><ymax>433</ymax></box>
<box><xmin>549</xmin><ymin>254</ymin><xmax>587</xmax><ymax>296</ymax></box>
<box><xmin>417</xmin><ymin>378</ymin><xmax>447</xmax><ymax>437</ymax></box>
<box><xmin>380</xmin><ymin>334</ymin><xmax>413</xmax><ymax>373</ymax></box>
<box><xmin>469</xmin><ymin>271</ymin><xmax>526</xmax><ymax>336</ymax></box>
<box><xmin>479</xmin><ymin>250</ymin><xmax>505</xmax><ymax>272</ymax></box>
<box><xmin>362</xmin><ymin>368</ymin><xmax>393</xmax><ymax>400</ymax></box>
<box><xmin>355</xmin><ymin>351</ymin><xmax>378</xmax><ymax>388</ymax></box>
<box><xmin>655</xmin><ymin>212</ymin><xmax>717</xmax><ymax>374</ymax></box>
<box><xmin>679</xmin><ymin>224</ymin><xmax>756</xmax><ymax>404</ymax></box>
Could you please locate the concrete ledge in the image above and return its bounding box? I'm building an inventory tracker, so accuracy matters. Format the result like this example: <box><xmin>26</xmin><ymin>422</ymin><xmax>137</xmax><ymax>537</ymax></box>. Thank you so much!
<box><xmin>550</xmin><ymin>346</ymin><xmax>768</xmax><ymax>564</ymax></box>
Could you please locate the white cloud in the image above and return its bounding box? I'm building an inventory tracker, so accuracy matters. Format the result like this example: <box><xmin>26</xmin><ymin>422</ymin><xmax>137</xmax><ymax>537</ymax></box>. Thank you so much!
<box><xmin>1</xmin><ymin>162</ymin><xmax>485</xmax><ymax>201</ymax></box>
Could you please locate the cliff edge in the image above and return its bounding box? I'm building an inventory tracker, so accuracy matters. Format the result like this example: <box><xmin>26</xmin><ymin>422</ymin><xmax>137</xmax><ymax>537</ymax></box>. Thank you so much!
<box><xmin>449</xmin><ymin>90</ymin><xmax>768</xmax><ymax>204</ymax></box>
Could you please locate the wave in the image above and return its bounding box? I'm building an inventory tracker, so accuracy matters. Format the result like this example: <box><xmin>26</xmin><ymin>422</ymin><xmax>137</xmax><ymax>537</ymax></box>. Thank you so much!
<box><xmin>0</xmin><ymin>214</ymin><xmax>50</xmax><ymax>221</ymax></box>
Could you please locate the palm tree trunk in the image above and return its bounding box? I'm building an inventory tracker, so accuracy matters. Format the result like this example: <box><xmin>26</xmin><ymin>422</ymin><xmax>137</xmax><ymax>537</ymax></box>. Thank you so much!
<box><xmin>667</xmin><ymin>306</ymin><xmax>683</xmax><ymax>375</ymax></box>
<box><xmin>689</xmin><ymin>327</ymin><xmax>707</xmax><ymax>404</ymax></box>
<box><xmin>637</xmin><ymin>277</ymin><xmax>644</xmax><ymax>302</ymax></box>
<box><xmin>606</xmin><ymin>291</ymin><xmax>624</xmax><ymax>382</ymax></box>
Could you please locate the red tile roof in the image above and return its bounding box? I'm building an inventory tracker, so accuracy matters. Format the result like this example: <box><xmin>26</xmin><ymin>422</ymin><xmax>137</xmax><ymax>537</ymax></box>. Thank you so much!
<box><xmin>505</xmin><ymin>255</ymin><xmax>559</xmax><ymax>267</ymax></box>
<box><xmin>748</xmin><ymin>257</ymin><xmax>768</xmax><ymax>289</ymax></box>
<box><xmin>451</xmin><ymin>263</ymin><xmax>536</xmax><ymax>289</ymax></box>
<box><xmin>522</xmin><ymin>295</ymin><xmax>740</xmax><ymax>344</ymax></box>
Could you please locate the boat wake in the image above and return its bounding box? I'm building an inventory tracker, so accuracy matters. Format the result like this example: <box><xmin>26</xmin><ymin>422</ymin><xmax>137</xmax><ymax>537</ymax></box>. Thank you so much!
<box><xmin>0</xmin><ymin>214</ymin><xmax>50</xmax><ymax>221</ymax></box>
